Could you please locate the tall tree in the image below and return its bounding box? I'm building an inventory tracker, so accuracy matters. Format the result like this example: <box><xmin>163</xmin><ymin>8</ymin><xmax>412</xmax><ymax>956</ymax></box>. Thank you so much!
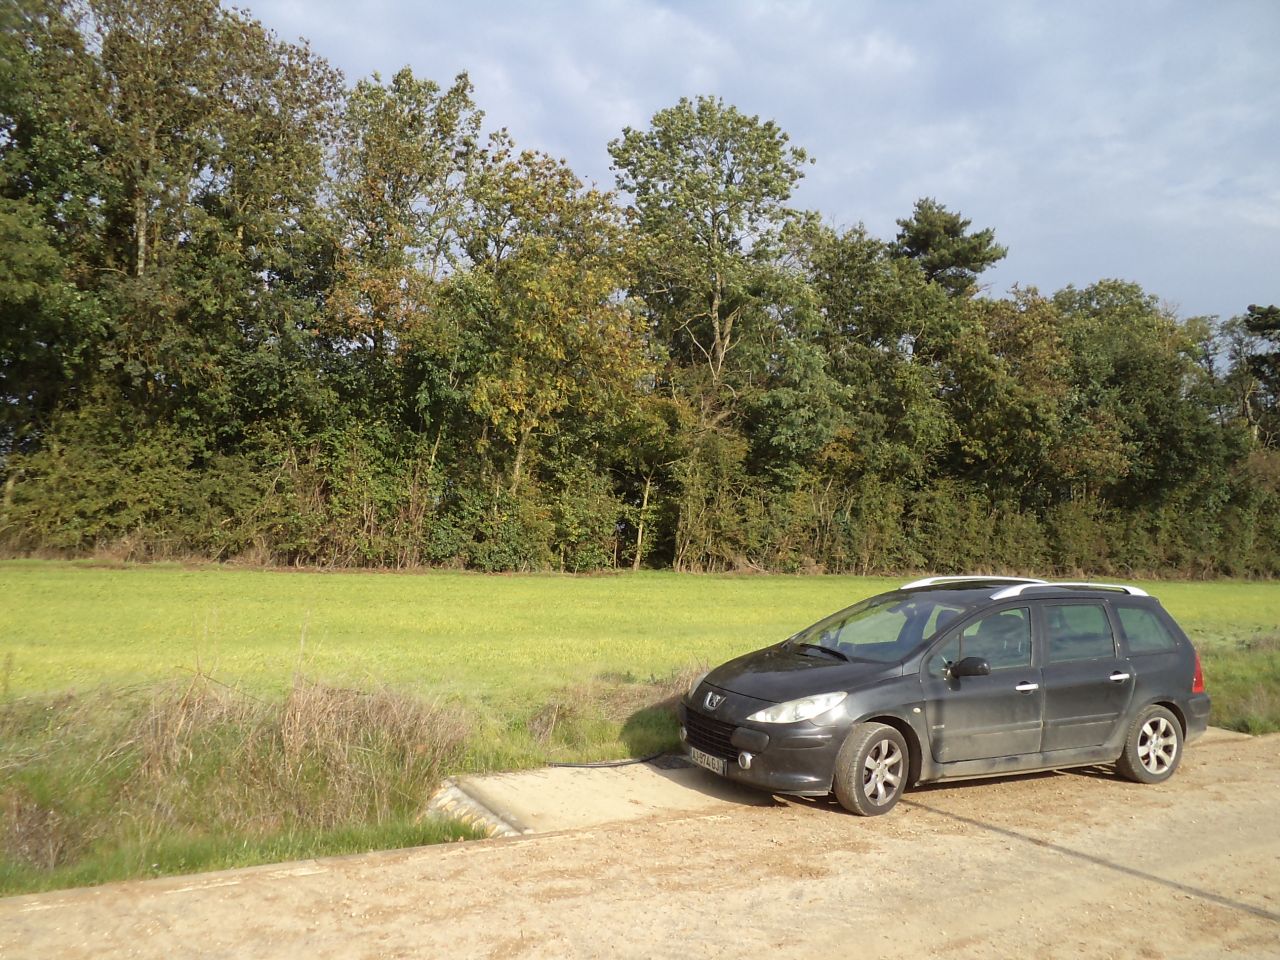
<box><xmin>892</xmin><ymin>197</ymin><xmax>1007</xmax><ymax>297</ymax></box>
<box><xmin>608</xmin><ymin>97</ymin><xmax>812</xmax><ymax>569</ymax></box>
<box><xmin>1242</xmin><ymin>303</ymin><xmax>1280</xmax><ymax>446</ymax></box>
<box><xmin>802</xmin><ymin>223</ymin><xmax>954</xmax><ymax>481</ymax></box>
<box><xmin>448</xmin><ymin>141</ymin><xmax>650</xmax><ymax>493</ymax></box>
<box><xmin>329</xmin><ymin>68</ymin><xmax>481</xmax><ymax>357</ymax></box>
<box><xmin>945</xmin><ymin>288</ymin><xmax>1072</xmax><ymax>501</ymax></box>
<box><xmin>609</xmin><ymin>95</ymin><xmax>809</xmax><ymax>411</ymax></box>
<box><xmin>0</xmin><ymin>0</ymin><xmax>111</xmax><ymax>457</ymax></box>
<box><xmin>1052</xmin><ymin>280</ymin><xmax>1227</xmax><ymax>504</ymax></box>
<box><xmin>22</xmin><ymin>0</ymin><xmax>343</xmax><ymax>437</ymax></box>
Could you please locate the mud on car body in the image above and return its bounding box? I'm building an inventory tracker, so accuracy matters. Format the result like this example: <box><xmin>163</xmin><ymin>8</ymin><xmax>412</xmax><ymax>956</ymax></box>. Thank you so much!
<box><xmin>678</xmin><ymin>576</ymin><xmax>1210</xmax><ymax>816</ymax></box>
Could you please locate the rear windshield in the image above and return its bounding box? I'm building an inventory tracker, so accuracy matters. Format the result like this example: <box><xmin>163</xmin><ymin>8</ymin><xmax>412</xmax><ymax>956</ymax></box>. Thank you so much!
<box><xmin>786</xmin><ymin>590</ymin><xmax>976</xmax><ymax>663</ymax></box>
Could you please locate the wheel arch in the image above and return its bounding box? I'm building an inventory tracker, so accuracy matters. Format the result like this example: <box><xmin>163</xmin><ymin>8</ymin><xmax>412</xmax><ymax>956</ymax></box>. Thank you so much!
<box><xmin>861</xmin><ymin>713</ymin><xmax>924</xmax><ymax>788</ymax></box>
<box><xmin>1153</xmin><ymin>699</ymin><xmax>1188</xmax><ymax>737</ymax></box>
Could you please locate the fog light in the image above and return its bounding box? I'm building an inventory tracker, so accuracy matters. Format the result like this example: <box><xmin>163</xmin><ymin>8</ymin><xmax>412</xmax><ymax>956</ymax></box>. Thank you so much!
<box><xmin>738</xmin><ymin>751</ymin><xmax>753</xmax><ymax>770</ymax></box>
<box><xmin>678</xmin><ymin>725</ymin><xmax>687</xmax><ymax>742</ymax></box>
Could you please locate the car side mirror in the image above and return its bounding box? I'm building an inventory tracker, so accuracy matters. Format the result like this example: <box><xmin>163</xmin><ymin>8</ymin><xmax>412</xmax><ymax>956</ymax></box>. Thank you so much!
<box><xmin>950</xmin><ymin>656</ymin><xmax>991</xmax><ymax>678</ymax></box>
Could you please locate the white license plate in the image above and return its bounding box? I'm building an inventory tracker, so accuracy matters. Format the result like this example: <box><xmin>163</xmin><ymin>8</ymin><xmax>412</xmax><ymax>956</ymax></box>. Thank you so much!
<box><xmin>688</xmin><ymin>746</ymin><xmax>726</xmax><ymax>775</ymax></box>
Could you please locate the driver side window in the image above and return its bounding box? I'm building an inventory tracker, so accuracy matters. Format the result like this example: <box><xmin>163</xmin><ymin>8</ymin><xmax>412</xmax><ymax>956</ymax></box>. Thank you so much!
<box><xmin>965</xmin><ymin>608</ymin><xmax>1032</xmax><ymax>669</ymax></box>
<box><xmin>927</xmin><ymin>607</ymin><xmax>1032</xmax><ymax>676</ymax></box>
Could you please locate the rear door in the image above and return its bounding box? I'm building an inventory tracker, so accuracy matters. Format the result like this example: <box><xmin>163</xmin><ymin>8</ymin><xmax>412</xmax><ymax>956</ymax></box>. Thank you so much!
<box><xmin>1038</xmin><ymin>601</ymin><xmax>1134</xmax><ymax>751</ymax></box>
<box><xmin>920</xmin><ymin>606</ymin><xmax>1043</xmax><ymax>762</ymax></box>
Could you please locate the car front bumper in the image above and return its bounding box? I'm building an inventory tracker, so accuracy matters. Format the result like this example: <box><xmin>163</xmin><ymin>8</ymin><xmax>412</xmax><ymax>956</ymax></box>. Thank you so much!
<box><xmin>677</xmin><ymin>702</ymin><xmax>841</xmax><ymax>796</ymax></box>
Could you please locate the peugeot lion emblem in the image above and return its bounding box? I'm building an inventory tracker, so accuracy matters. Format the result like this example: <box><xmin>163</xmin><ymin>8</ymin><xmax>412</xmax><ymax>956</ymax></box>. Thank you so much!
<box><xmin>704</xmin><ymin>691</ymin><xmax>726</xmax><ymax>710</ymax></box>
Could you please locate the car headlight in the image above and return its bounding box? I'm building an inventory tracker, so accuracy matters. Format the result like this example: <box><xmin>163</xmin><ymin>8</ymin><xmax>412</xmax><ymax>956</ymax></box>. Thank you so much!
<box><xmin>686</xmin><ymin>669</ymin><xmax>710</xmax><ymax>699</ymax></box>
<box><xmin>746</xmin><ymin>691</ymin><xmax>847</xmax><ymax>724</ymax></box>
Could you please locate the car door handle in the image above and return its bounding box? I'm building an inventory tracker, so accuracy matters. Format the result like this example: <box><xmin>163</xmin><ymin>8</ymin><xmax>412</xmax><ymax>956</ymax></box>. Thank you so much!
<box><xmin>1109</xmin><ymin>672</ymin><xmax>1131</xmax><ymax>683</ymax></box>
<box><xmin>1014</xmin><ymin>682</ymin><xmax>1039</xmax><ymax>693</ymax></box>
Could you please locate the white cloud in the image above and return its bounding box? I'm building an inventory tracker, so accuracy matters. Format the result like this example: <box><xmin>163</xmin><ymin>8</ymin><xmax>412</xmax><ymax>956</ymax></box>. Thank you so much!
<box><xmin>249</xmin><ymin>0</ymin><xmax>1280</xmax><ymax>318</ymax></box>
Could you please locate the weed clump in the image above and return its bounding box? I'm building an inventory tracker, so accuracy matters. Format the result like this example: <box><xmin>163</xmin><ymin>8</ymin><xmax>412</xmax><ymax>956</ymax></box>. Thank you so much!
<box><xmin>0</xmin><ymin>676</ymin><xmax>476</xmax><ymax>893</ymax></box>
<box><xmin>2</xmin><ymin>788</ymin><xmax>82</xmax><ymax>870</ymax></box>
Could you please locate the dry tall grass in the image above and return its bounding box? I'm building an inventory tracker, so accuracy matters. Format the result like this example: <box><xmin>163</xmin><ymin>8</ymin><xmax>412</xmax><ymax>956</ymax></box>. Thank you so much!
<box><xmin>1</xmin><ymin>675</ymin><xmax>471</xmax><ymax>875</ymax></box>
<box><xmin>1</xmin><ymin>663</ymin><xmax>701</xmax><ymax>890</ymax></box>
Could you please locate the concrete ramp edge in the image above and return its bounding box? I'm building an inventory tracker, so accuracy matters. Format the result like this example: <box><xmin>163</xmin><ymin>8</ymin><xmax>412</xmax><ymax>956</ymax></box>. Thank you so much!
<box><xmin>423</xmin><ymin>778</ymin><xmax>533</xmax><ymax>838</ymax></box>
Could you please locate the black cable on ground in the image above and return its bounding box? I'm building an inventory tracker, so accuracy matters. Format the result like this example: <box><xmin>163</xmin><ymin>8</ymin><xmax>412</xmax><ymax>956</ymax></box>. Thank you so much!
<box><xmin>546</xmin><ymin>752</ymin><xmax>667</xmax><ymax>768</ymax></box>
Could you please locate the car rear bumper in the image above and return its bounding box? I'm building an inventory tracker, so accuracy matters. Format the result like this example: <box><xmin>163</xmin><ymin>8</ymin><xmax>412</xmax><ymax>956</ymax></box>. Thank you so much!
<box><xmin>1184</xmin><ymin>692</ymin><xmax>1211</xmax><ymax>743</ymax></box>
<box><xmin>677</xmin><ymin>703</ymin><xmax>840</xmax><ymax>796</ymax></box>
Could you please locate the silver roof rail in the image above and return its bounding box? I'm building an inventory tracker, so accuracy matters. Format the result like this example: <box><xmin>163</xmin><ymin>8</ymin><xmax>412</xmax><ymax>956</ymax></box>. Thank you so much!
<box><xmin>990</xmin><ymin>581</ymin><xmax>1150</xmax><ymax>600</ymax></box>
<box><xmin>900</xmin><ymin>575</ymin><xmax>1048</xmax><ymax>590</ymax></box>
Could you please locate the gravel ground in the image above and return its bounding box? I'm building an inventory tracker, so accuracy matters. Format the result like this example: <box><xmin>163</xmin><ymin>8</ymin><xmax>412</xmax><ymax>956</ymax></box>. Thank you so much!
<box><xmin>2</xmin><ymin>731</ymin><xmax>1277</xmax><ymax>960</ymax></box>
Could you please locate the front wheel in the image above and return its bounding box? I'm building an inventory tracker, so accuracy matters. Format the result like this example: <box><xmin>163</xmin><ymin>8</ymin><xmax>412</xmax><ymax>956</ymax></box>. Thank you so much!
<box><xmin>1116</xmin><ymin>705</ymin><xmax>1183</xmax><ymax>784</ymax></box>
<box><xmin>833</xmin><ymin>722</ymin><xmax>909</xmax><ymax>816</ymax></box>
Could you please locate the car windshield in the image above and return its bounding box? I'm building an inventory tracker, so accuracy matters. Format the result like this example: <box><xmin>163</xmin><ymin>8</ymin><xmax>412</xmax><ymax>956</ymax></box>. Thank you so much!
<box><xmin>786</xmin><ymin>591</ymin><xmax>971</xmax><ymax>664</ymax></box>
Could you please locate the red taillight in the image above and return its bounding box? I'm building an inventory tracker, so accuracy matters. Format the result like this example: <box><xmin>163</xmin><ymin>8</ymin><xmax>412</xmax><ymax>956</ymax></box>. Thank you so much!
<box><xmin>1192</xmin><ymin>651</ymin><xmax>1205</xmax><ymax>694</ymax></box>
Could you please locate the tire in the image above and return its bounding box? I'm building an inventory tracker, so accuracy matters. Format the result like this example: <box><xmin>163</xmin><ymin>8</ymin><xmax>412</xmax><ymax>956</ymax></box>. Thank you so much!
<box><xmin>833</xmin><ymin>722</ymin><xmax>910</xmax><ymax>816</ymax></box>
<box><xmin>1116</xmin><ymin>704</ymin><xmax>1183</xmax><ymax>784</ymax></box>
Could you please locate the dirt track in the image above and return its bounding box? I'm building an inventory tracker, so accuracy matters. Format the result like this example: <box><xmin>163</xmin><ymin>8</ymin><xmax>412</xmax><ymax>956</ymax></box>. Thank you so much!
<box><xmin>3</xmin><ymin>732</ymin><xmax>1279</xmax><ymax>960</ymax></box>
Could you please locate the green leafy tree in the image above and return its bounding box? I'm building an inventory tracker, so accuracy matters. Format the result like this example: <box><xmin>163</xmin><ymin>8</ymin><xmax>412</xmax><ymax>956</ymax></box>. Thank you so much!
<box><xmin>802</xmin><ymin>223</ymin><xmax>954</xmax><ymax>481</ymax></box>
<box><xmin>892</xmin><ymin>197</ymin><xmax>1007</xmax><ymax>297</ymax></box>
<box><xmin>329</xmin><ymin>68</ymin><xmax>481</xmax><ymax>357</ymax></box>
<box><xmin>22</xmin><ymin>0</ymin><xmax>343</xmax><ymax>437</ymax></box>
<box><xmin>449</xmin><ymin>142</ymin><xmax>650</xmax><ymax>493</ymax></box>
<box><xmin>609</xmin><ymin>95</ymin><xmax>809</xmax><ymax>406</ymax></box>
<box><xmin>943</xmin><ymin>289</ymin><xmax>1072</xmax><ymax>501</ymax></box>
<box><xmin>608</xmin><ymin>97</ymin><xmax>812</xmax><ymax>569</ymax></box>
<box><xmin>1051</xmin><ymin>280</ymin><xmax>1231</xmax><ymax>506</ymax></box>
<box><xmin>0</xmin><ymin>0</ymin><xmax>110</xmax><ymax>457</ymax></box>
<box><xmin>2</xmin><ymin>0</ymin><xmax>342</xmax><ymax>545</ymax></box>
<box><xmin>0</xmin><ymin>197</ymin><xmax>88</xmax><ymax>460</ymax></box>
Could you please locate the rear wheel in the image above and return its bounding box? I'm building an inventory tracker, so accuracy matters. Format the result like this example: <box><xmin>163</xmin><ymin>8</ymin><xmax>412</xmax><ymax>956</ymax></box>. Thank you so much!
<box><xmin>1116</xmin><ymin>705</ymin><xmax>1182</xmax><ymax>784</ymax></box>
<box><xmin>833</xmin><ymin>722</ymin><xmax>909</xmax><ymax>816</ymax></box>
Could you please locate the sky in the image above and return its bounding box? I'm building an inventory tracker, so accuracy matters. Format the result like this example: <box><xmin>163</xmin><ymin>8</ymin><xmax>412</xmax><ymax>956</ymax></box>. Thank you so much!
<box><xmin>251</xmin><ymin>0</ymin><xmax>1280</xmax><ymax>321</ymax></box>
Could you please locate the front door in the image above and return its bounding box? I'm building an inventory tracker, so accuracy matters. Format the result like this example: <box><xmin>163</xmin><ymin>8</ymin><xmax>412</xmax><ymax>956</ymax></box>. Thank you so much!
<box><xmin>921</xmin><ymin>607</ymin><xmax>1043</xmax><ymax>762</ymax></box>
<box><xmin>1039</xmin><ymin>602</ymin><xmax>1134</xmax><ymax>751</ymax></box>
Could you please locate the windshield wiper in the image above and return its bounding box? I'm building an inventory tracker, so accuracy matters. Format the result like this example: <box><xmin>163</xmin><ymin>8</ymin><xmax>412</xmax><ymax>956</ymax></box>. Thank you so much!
<box><xmin>792</xmin><ymin>642</ymin><xmax>850</xmax><ymax>661</ymax></box>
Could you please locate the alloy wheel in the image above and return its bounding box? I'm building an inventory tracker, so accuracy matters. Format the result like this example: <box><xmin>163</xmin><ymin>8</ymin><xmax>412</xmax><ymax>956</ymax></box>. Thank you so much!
<box><xmin>1137</xmin><ymin>715</ymin><xmax>1177</xmax><ymax>775</ymax></box>
<box><xmin>862</xmin><ymin>738</ymin><xmax>904</xmax><ymax>805</ymax></box>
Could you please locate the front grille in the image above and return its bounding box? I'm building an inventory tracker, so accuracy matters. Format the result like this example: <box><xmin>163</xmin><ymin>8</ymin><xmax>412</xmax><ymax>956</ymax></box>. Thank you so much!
<box><xmin>685</xmin><ymin>708</ymin><xmax>737</xmax><ymax>761</ymax></box>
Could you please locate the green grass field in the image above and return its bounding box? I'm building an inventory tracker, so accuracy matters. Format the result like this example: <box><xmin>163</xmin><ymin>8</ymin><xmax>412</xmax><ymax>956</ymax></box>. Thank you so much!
<box><xmin>4</xmin><ymin>561</ymin><xmax>1276</xmax><ymax>698</ymax></box>
<box><xmin>0</xmin><ymin>561</ymin><xmax>902</xmax><ymax>700</ymax></box>
<box><xmin>1</xmin><ymin>560</ymin><xmax>1277</xmax><ymax>895</ymax></box>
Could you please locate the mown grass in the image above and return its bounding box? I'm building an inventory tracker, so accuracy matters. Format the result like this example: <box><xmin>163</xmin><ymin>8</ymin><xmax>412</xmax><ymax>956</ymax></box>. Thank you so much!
<box><xmin>0</xmin><ymin>560</ymin><xmax>1276</xmax><ymax>895</ymax></box>
<box><xmin>0</xmin><ymin>560</ymin><xmax>902</xmax><ymax>701</ymax></box>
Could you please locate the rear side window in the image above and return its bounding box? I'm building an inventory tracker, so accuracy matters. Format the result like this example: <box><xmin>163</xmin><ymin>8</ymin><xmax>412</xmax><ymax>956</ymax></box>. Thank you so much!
<box><xmin>1045</xmin><ymin>603</ymin><xmax>1116</xmax><ymax>662</ymax></box>
<box><xmin>1117</xmin><ymin>606</ymin><xmax>1179</xmax><ymax>654</ymax></box>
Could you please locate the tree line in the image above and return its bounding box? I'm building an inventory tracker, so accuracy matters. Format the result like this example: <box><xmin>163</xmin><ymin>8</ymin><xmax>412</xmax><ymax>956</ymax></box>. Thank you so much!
<box><xmin>3</xmin><ymin>0</ymin><xmax>1279</xmax><ymax>575</ymax></box>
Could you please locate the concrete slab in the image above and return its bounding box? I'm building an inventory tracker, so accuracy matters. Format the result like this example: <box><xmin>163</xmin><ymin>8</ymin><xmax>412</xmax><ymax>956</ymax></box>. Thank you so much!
<box><xmin>426</xmin><ymin>727</ymin><xmax>1244</xmax><ymax>838</ymax></box>
<box><xmin>428</xmin><ymin>758</ymin><xmax>776</xmax><ymax>836</ymax></box>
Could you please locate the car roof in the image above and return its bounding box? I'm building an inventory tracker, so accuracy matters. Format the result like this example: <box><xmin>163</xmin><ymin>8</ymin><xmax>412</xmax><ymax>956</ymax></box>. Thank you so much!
<box><xmin>896</xmin><ymin>576</ymin><xmax>1151</xmax><ymax>603</ymax></box>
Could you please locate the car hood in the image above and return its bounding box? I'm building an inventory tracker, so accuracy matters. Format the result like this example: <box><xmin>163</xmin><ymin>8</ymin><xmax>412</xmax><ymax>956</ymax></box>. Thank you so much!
<box><xmin>706</xmin><ymin>643</ymin><xmax>902</xmax><ymax>703</ymax></box>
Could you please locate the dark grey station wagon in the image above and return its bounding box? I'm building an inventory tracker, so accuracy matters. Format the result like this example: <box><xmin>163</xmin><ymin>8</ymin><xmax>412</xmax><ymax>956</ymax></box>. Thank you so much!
<box><xmin>678</xmin><ymin>577</ymin><xmax>1210</xmax><ymax>815</ymax></box>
